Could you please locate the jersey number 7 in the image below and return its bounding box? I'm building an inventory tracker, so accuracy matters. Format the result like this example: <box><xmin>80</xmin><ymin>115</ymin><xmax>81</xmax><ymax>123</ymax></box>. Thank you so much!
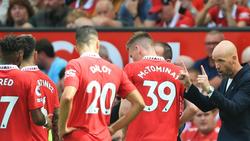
<box><xmin>0</xmin><ymin>96</ymin><xmax>18</xmax><ymax>128</ymax></box>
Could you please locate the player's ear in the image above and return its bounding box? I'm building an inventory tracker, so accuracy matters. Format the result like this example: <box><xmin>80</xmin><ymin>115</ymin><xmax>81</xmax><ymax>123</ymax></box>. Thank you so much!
<box><xmin>34</xmin><ymin>51</ymin><xmax>38</xmax><ymax>64</ymax></box>
<box><xmin>96</xmin><ymin>40</ymin><xmax>100</xmax><ymax>52</ymax></box>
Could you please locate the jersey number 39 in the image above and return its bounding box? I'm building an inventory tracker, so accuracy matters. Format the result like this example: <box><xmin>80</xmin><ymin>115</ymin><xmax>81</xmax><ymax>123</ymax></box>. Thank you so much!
<box><xmin>143</xmin><ymin>80</ymin><xmax>176</xmax><ymax>112</ymax></box>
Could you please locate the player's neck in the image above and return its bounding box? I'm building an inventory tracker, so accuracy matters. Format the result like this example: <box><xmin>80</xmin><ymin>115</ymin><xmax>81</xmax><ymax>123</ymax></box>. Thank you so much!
<box><xmin>79</xmin><ymin>48</ymin><xmax>98</xmax><ymax>55</ymax></box>
<box><xmin>20</xmin><ymin>60</ymin><xmax>35</xmax><ymax>68</ymax></box>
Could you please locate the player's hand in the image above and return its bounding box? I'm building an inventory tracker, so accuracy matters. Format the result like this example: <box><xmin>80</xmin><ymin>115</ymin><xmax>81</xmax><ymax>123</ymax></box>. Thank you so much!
<box><xmin>44</xmin><ymin>114</ymin><xmax>53</xmax><ymax>129</ymax></box>
<box><xmin>197</xmin><ymin>65</ymin><xmax>211</xmax><ymax>93</ymax></box>
<box><xmin>108</xmin><ymin>126</ymin><xmax>116</xmax><ymax>135</ymax></box>
<box><xmin>178</xmin><ymin>61</ymin><xmax>192</xmax><ymax>88</ymax></box>
<box><xmin>59</xmin><ymin>127</ymin><xmax>77</xmax><ymax>140</ymax></box>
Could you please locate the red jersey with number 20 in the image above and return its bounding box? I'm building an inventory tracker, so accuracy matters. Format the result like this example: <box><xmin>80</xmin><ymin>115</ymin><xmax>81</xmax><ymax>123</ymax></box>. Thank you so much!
<box><xmin>0</xmin><ymin>65</ymin><xmax>43</xmax><ymax>141</ymax></box>
<box><xmin>21</xmin><ymin>66</ymin><xmax>60</xmax><ymax>141</ymax></box>
<box><xmin>63</xmin><ymin>52</ymin><xmax>136</xmax><ymax>141</ymax></box>
<box><xmin>124</xmin><ymin>56</ymin><xmax>185</xmax><ymax>141</ymax></box>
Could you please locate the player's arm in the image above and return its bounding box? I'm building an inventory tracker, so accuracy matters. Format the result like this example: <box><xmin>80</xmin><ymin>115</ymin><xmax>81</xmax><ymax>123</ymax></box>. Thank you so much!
<box><xmin>179</xmin><ymin>100</ymin><xmax>199</xmax><ymax>127</ymax></box>
<box><xmin>109</xmin><ymin>90</ymin><xmax>145</xmax><ymax>135</ymax></box>
<box><xmin>58</xmin><ymin>86</ymin><xmax>77</xmax><ymax>139</ymax></box>
<box><xmin>52</xmin><ymin>108</ymin><xmax>59</xmax><ymax>141</ymax></box>
<box><xmin>30</xmin><ymin>108</ymin><xmax>47</xmax><ymax>126</ymax></box>
<box><xmin>119</xmin><ymin>99</ymin><xmax>132</xmax><ymax>139</ymax></box>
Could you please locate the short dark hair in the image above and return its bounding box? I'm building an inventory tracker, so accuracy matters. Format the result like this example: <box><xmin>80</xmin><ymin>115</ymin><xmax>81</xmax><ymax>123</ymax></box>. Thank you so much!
<box><xmin>154</xmin><ymin>42</ymin><xmax>172</xmax><ymax>60</ymax></box>
<box><xmin>76</xmin><ymin>26</ymin><xmax>98</xmax><ymax>45</ymax></box>
<box><xmin>0</xmin><ymin>35</ymin><xmax>23</xmax><ymax>64</ymax></box>
<box><xmin>16</xmin><ymin>35</ymin><xmax>36</xmax><ymax>60</ymax></box>
<box><xmin>36</xmin><ymin>38</ymin><xmax>55</xmax><ymax>57</ymax></box>
<box><xmin>126</xmin><ymin>31</ymin><xmax>153</xmax><ymax>50</ymax></box>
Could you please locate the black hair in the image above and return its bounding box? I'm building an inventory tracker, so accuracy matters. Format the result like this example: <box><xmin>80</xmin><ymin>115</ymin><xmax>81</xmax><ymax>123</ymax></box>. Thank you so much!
<box><xmin>16</xmin><ymin>35</ymin><xmax>36</xmax><ymax>60</ymax></box>
<box><xmin>0</xmin><ymin>35</ymin><xmax>23</xmax><ymax>65</ymax></box>
<box><xmin>36</xmin><ymin>38</ymin><xmax>55</xmax><ymax>57</ymax></box>
<box><xmin>154</xmin><ymin>42</ymin><xmax>172</xmax><ymax>60</ymax></box>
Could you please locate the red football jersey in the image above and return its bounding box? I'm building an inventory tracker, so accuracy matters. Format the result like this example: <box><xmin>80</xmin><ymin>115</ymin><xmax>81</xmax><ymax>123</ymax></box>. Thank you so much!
<box><xmin>124</xmin><ymin>56</ymin><xmax>185</xmax><ymax>141</ymax></box>
<box><xmin>0</xmin><ymin>65</ymin><xmax>43</xmax><ymax>141</ymax></box>
<box><xmin>21</xmin><ymin>66</ymin><xmax>60</xmax><ymax>141</ymax></box>
<box><xmin>63</xmin><ymin>52</ymin><xmax>136</xmax><ymax>141</ymax></box>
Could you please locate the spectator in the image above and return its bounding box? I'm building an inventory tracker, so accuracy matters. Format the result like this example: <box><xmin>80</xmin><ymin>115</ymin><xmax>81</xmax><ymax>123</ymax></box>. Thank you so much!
<box><xmin>35</xmin><ymin>38</ymin><xmax>67</xmax><ymax>84</ymax></box>
<box><xmin>65</xmin><ymin>7</ymin><xmax>94</xmax><ymax>28</ymax></box>
<box><xmin>0</xmin><ymin>0</ymin><xmax>9</xmax><ymax>24</ymax></box>
<box><xmin>144</xmin><ymin>0</ymin><xmax>195</xmax><ymax>28</ymax></box>
<box><xmin>28</xmin><ymin>0</ymin><xmax>44</xmax><ymax>14</ymax></box>
<box><xmin>5</xmin><ymin>0</ymin><xmax>34</xmax><ymax>28</ymax></box>
<box><xmin>92</xmin><ymin>0</ymin><xmax>122</xmax><ymax>27</ymax></box>
<box><xmin>180</xmin><ymin>40</ymin><xmax>250</xmax><ymax>141</ymax></box>
<box><xmin>181</xmin><ymin>109</ymin><xmax>220</xmax><ymax>141</ymax></box>
<box><xmin>23</xmin><ymin>0</ymin><xmax>71</xmax><ymax>28</ymax></box>
<box><xmin>193</xmin><ymin>30</ymin><xmax>223</xmax><ymax>89</ymax></box>
<box><xmin>117</xmin><ymin>0</ymin><xmax>151</xmax><ymax>27</ymax></box>
<box><xmin>196</xmin><ymin>0</ymin><xmax>250</xmax><ymax>27</ymax></box>
<box><xmin>241</xmin><ymin>46</ymin><xmax>250</xmax><ymax>64</ymax></box>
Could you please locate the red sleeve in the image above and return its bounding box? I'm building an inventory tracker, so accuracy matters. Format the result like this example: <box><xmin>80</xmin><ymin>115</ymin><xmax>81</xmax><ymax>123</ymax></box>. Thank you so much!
<box><xmin>64</xmin><ymin>60</ymin><xmax>80</xmax><ymax>89</ymax></box>
<box><xmin>117</xmin><ymin>71</ymin><xmax>137</xmax><ymax>99</ymax></box>
<box><xmin>208</xmin><ymin>6</ymin><xmax>219</xmax><ymax>22</ymax></box>
<box><xmin>27</xmin><ymin>75</ymin><xmax>43</xmax><ymax>110</ymax></box>
<box><xmin>237</xmin><ymin>6</ymin><xmax>250</xmax><ymax>23</ymax></box>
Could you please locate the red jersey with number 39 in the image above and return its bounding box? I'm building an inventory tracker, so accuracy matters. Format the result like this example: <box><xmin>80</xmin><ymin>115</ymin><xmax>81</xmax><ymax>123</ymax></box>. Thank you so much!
<box><xmin>63</xmin><ymin>52</ymin><xmax>136</xmax><ymax>141</ymax></box>
<box><xmin>21</xmin><ymin>66</ymin><xmax>60</xmax><ymax>141</ymax></box>
<box><xmin>124</xmin><ymin>56</ymin><xmax>185</xmax><ymax>141</ymax></box>
<box><xmin>0</xmin><ymin>65</ymin><xmax>43</xmax><ymax>141</ymax></box>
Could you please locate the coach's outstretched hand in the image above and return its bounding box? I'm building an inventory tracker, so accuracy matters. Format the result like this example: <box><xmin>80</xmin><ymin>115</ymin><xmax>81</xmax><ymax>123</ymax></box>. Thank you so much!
<box><xmin>197</xmin><ymin>65</ymin><xmax>211</xmax><ymax>93</ymax></box>
<box><xmin>178</xmin><ymin>61</ymin><xmax>192</xmax><ymax>89</ymax></box>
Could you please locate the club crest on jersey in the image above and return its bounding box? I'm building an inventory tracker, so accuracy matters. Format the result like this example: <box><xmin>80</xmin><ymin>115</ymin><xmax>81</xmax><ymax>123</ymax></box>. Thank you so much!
<box><xmin>65</xmin><ymin>69</ymin><xmax>77</xmax><ymax>78</ymax></box>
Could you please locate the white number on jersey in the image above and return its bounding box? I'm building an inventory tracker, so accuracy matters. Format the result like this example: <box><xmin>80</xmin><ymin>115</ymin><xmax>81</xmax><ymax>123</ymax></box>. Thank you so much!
<box><xmin>0</xmin><ymin>96</ymin><xmax>18</xmax><ymax>128</ymax></box>
<box><xmin>143</xmin><ymin>80</ymin><xmax>176</xmax><ymax>112</ymax></box>
<box><xmin>86</xmin><ymin>81</ymin><xmax>116</xmax><ymax>115</ymax></box>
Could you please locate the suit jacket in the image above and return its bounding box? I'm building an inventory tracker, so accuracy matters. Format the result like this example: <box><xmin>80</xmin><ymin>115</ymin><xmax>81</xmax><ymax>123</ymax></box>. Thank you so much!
<box><xmin>184</xmin><ymin>64</ymin><xmax>250</xmax><ymax>141</ymax></box>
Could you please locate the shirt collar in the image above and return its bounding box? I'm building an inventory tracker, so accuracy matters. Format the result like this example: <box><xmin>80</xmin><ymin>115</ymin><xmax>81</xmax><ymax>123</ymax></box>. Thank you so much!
<box><xmin>21</xmin><ymin>65</ymin><xmax>40</xmax><ymax>71</ymax></box>
<box><xmin>0</xmin><ymin>65</ymin><xmax>19</xmax><ymax>70</ymax></box>
<box><xmin>80</xmin><ymin>52</ymin><xmax>101</xmax><ymax>58</ymax></box>
<box><xmin>143</xmin><ymin>56</ymin><xmax>165</xmax><ymax>61</ymax></box>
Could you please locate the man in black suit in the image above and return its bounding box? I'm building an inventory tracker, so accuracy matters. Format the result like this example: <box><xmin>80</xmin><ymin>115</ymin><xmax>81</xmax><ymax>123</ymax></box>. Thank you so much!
<box><xmin>179</xmin><ymin>40</ymin><xmax>250</xmax><ymax>141</ymax></box>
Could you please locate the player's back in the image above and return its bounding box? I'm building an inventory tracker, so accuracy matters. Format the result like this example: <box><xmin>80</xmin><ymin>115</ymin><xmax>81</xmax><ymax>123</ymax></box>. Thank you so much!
<box><xmin>21</xmin><ymin>66</ymin><xmax>60</xmax><ymax>141</ymax></box>
<box><xmin>124</xmin><ymin>57</ymin><xmax>185</xmax><ymax>141</ymax></box>
<box><xmin>64</xmin><ymin>54</ymin><xmax>135</xmax><ymax>141</ymax></box>
<box><xmin>0</xmin><ymin>65</ymin><xmax>42</xmax><ymax>141</ymax></box>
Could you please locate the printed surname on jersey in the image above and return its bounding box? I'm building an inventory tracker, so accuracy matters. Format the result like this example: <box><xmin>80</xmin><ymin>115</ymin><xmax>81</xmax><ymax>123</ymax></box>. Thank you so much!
<box><xmin>0</xmin><ymin>78</ymin><xmax>14</xmax><ymax>86</ymax></box>
<box><xmin>90</xmin><ymin>65</ymin><xmax>111</xmax><ymax>75</ymax></box>
<box><xmin>137</xmin><ymin>66</ymin><xmax>179</xmax><ymax>80</ymax></box>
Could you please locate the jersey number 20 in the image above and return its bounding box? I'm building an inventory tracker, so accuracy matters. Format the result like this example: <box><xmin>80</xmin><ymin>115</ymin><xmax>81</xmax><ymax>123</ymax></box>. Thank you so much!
<box><xmin>143</xmin><ymin>80</ymin><xmax>176</xmax><ymax>112</ymax></box>
<box><xmin>86</xmin><ymin>81</ymin><xmax>116</xmax><ymax>115</ymax></box>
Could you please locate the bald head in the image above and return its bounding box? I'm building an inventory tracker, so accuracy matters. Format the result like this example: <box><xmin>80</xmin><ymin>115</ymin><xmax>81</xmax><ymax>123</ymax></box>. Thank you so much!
<box><xmin>212</xmin><ymin>40</ymin><xmax>238</xmax><ymax>59</ymax></box>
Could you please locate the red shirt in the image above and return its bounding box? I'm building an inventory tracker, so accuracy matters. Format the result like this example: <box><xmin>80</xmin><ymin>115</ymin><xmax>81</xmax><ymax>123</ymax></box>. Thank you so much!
<box><xmin>0</xmin><ymin>65</ymin><xmax>43</xmax><ymax>141</ymax></box>
<box><xmin>63</xmin><ymin>52</ymin><xmax>136</xmax><ymax>141</ymax></box>
<box><xmin>209</xmin><ymin>5</ymin><xmax>250</xmax><ymax>27</ymax></box>
<box><xmin>181</xmin><ymin>126</ymin><xmax>220</xmax><ymax>141</ymax></box>
<box><xmin>124</xmin><ymin>56</ymin><xmax>185</xmax><ymax>141</ymax></box>
<box><xmin>21</xmin><ymin>66</ymin><xmax>60</xmax><ymax>141</ymax></box>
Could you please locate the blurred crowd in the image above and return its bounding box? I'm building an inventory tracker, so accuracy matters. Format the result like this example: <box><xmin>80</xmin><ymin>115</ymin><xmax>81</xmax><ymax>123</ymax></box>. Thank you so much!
<box><xmin>1</xmin><ymin>0</ymin><xmax>250</xmax><ymax>28</ymax></box>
